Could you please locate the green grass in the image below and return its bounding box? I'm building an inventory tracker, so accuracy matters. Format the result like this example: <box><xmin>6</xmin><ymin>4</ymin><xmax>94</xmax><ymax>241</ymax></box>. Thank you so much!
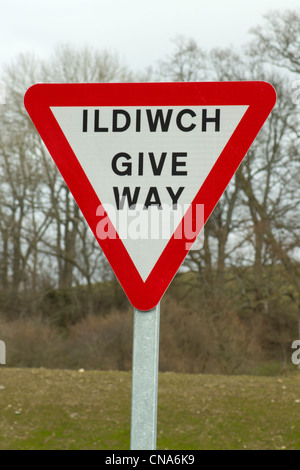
<box><xmin>0</xmin><ymin>368</ymin><xmax>299</xmax><ymax>450</ymax></box>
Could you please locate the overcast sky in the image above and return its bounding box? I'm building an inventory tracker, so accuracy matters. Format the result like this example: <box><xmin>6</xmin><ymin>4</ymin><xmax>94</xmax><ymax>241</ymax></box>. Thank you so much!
<box><xmin>1</xmin><ymin>0</ymin><xmax>300</xmax><ymax>72</ymax></box>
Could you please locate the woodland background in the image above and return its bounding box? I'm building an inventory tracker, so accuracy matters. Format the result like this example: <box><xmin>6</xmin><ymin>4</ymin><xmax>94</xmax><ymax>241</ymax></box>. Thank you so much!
<box><xmin>0</xmin><ymin>10</ymin><xmax>300</xmax><ymax>375</ymax></box>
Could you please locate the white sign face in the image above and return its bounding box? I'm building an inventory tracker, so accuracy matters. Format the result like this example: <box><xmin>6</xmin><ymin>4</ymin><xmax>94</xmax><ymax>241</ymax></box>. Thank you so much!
<box><xmin>51</xmin><ymin>105</ymin><xmax>248</xmax><ymax>281</ymax></box>
<box><xmin>25</xmin><ymin>82</ymin><xmax>277</xmax><ymax>311</ymax></box>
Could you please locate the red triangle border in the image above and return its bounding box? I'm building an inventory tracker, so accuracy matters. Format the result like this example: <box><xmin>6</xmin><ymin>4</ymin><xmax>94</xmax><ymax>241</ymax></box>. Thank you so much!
<box><xmin>24</xmin><ymin>82</ymin><xmax>276</xmax><ymax>310</ymax></box>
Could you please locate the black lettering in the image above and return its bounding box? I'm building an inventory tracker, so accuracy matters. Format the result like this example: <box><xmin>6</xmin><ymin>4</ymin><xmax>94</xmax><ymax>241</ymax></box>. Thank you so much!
<box><xmin>149</xmin><ymin>152</ymin><xmax>167</xmax><ymax>175</ymax></box>
<box><xmin>166</xmin><ymin>187</ymin><xmax>184</xmax><ymax>206</ymax></box>
<box><xmin>136</xmin><ymin>109</ymin><xmax>141</xmax><ymax>132</ymax></box>
<box><xmin>113</xmin><ymin>187</ymin><xmax>140</xmax><ymax>209</ymax></box>
<box><xmin>138</xmin><ymin>152</ymin><xmax>143</xmax><ymax>176</ymax></box>
<box><xmin>94</xmin><ymin>110</ymin><xmax>108</xmax><ymax>132</ymax></box>
<box><xmin>144</xmin><ymin>187</ymin><xmax>161</xmax><ymax>208</ymax></box>
<box><xmin>82</xmin><ymin>109</ymin><xmax>88</xmax><ymax>132</ymax></box>
<box><xmin>176</xmin><ymin>109</ymin><xmax>196</xmax><ymax>132</ymax></box>
<box><xmin>172</xmin><ymin>152</ymin><xmax>187</xmax><ymax>176</ymax></box>
<box><xmin>146</xmin><ymin>109</ymin><xmax>173</xmax><ymax>132</ymax></box>
<box><xmin>111</xmin><ymin>153</ymin><xmax>132</xmax><ymax>176</ymax></box>
<box><xmin>202</xmin><ymin>108</ymin><xmax>220</xmax><ymax>132</ymax></box>
<box><xmin>112</xmin><ymin>110</ymin><xmax>131</xmax><ymax>132</ymax></box>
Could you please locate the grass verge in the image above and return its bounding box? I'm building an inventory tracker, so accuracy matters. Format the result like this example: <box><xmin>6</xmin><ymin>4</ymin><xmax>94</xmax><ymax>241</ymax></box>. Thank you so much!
<box><xmin>0</xmin><ymin>368</ymin><xmax>299</xmax><ymax>450</ymax></box>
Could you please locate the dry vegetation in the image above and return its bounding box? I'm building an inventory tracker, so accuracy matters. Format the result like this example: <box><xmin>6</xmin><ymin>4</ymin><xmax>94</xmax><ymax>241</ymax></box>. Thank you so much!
<box><xmin>0</xmin><ymin>272</ymin><xmax>298</xmax><ymax>375</ymax></box>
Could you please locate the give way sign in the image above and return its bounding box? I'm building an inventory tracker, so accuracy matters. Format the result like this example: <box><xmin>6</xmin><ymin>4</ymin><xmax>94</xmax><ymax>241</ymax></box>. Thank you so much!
<box><xmin>24</xmin><ymin>82</ymin><xmax>276</xmax><ymax>310</ymax></box>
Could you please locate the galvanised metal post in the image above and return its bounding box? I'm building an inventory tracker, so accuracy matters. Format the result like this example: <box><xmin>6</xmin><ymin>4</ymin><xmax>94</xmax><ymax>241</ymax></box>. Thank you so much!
<box><xmin>130</xmin><ymin>303</ymin><xmax>160</xmax><ymax>450</ymax></box>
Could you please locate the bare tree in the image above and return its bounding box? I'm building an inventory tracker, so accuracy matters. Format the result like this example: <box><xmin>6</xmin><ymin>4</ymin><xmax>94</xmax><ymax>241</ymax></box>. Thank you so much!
<box><xmin>250</xmin><ymin>9</ymin><xmax>300</xmax><ymax>75</ymax></box>
<box><xmin>0</xmin><ymin>45</ymin><xmax>134</xmax><ymax>314</ymax></box>
<box><xmin>157</xmin><ymin>36</ymin><xmax>207</xmax><ymax>82</ymax></box>
<box><xmin>157</xmin><ymin>32</ymin><xmax>300</xmax><ymax>359</ymax></box>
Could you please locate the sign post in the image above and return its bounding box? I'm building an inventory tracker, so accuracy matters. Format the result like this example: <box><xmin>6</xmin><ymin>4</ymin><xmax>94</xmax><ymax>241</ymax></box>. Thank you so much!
<box><xmin>24</xmin><ymin>81</ymin><xmax>276</xmax><ymax>449</ymax></box>
<box><xmin>130</xmin><ymin>303</ymin><xmax>160</xmax><ymax>450</ymax></box>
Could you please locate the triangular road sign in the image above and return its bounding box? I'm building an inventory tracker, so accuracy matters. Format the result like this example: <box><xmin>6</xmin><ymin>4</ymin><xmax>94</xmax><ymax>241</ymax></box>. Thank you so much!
<box><xmin>24</xmin><ymin>82</ymin><xmax>276</xmax><ymax>310</ymax></box>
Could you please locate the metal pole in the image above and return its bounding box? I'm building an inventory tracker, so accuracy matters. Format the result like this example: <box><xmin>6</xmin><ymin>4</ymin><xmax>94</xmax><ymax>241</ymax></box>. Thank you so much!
<box><xmin>130</xmin><ymin>302</ymin><xmax>160</xmax><ymax>450</ymax></box>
